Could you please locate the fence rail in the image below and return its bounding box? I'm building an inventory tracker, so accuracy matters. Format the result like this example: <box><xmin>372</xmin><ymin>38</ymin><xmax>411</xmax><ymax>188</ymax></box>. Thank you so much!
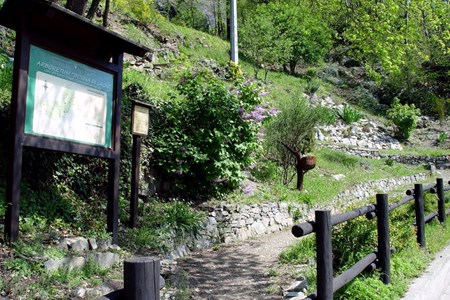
<box><xmin>292</xmin><ymin>178</ymin><xmax>450</xmax><ymax>300</ymax></box>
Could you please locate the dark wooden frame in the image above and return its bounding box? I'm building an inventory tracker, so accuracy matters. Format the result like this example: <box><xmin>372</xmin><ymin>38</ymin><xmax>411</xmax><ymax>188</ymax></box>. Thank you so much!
<box><xmin>0</xmin><ymin>0</ymin><xmax>149</xmax><ymax>243</ymax></box>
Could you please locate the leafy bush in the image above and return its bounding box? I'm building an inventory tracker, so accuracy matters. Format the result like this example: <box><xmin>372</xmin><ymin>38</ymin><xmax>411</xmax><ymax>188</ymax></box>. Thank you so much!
<box><xmin>265</xmin><ymin>95</ymin><xmax>323</xmax><ymax>184</ymax></box>
<box><xmin>228</xmin><ymin>60</ymin><xmax>244</xmax><ymax>81</ymax></box>
<box><xmin>305</xmin><ymin>67</ymin><xmax>318</xmax><ymax>79</ymax></box>
<box><xmin>337</xmin><ymin>105</ymin><xmax>364</xmax><ymax>124</ymax></box>
<box><xmin>387</xmin><ymin>98</ymin><xmax>421</xmax><ymax>139</ymax></box>
<box><xmin>332</xmin><ymin>217</ymin><xmax>377</xmax><ymax>272</ymax></box>
<box><xmin>151</xmin><ymin>71</ymin><xmax>270</xmax><ymax>197</ymax></box>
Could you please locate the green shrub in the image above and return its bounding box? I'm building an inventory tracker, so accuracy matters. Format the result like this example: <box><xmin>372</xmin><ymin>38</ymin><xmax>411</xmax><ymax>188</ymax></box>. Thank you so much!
<box><xmin>228</xmin><ymin>60</ymin><xmax>244</xmax><ymax>81</ymax></box>
<box><xmin>337</xmin><ymin>105</ymin><xmax>364</xmax><ymax>124</ymax></box>
<box><xmin>305</xmin><ymin>67</ymin><xmax>318</xmax><ymax>79</ymax></box>
<box><xmin>123</xmin><ymin>200</ymin><xmax>205</xmax><ymax>253</ymax></box>
<box><xmin>433</xmin><ymin>96</ymin><xmax>448</xmax><ymax>123</ymax></box>
<box><xmin>265</xmin><ymin>95</ymin><xmax>323</xmax><ymax>184</ymax></box>
<box><xmin>305</xmin><ymin>78</ymin><xmax>321</xmax><ymax>96</ymax></box>
<box><xmin>316</xmin><ymin>106</ymin><xmax>337</xmax><ymax>125</ymax></box>
<box><xmin>437</xmin><ymin>131</ymin><xmax>447</xmax><ymax>144</ymax></box>
<box><xmin>387</xmin><ymin>98</ymin><xmax>421</xmax><ymax>140</ymax></box>
<box><xmin>385</xmin><ymin>157</ymin><xmax>395</xmax><ymax>166</ymax></box>
<box><xmin>332</xmin><ymin>217</ymin><xmax>377</xmax><ymax>272</ymax></box>
<box><xmin>151</xmin><ymin>70</ymin><xmax>270</xmax><ymax>197</ymax></box>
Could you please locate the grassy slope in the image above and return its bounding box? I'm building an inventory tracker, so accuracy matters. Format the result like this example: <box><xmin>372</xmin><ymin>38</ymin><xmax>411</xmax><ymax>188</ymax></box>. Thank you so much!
<box><xmin>118</xmin><ymin>15</ymin><xmax>428</xmax><ymax>206</ymax></box>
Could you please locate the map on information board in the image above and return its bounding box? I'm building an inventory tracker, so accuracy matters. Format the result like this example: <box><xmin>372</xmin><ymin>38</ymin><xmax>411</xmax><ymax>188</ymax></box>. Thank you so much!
<box><xmin>25</xmin><ymin>45</ymin><xmax>114</xmax><ymax>148</ymax></box>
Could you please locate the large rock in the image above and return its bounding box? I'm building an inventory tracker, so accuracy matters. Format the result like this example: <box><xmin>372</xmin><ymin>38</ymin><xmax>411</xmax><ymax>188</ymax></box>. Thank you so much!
<box><xmin>44</xmin><ymin>256</ymin><xmax>86</xmax><ymax>271</ymax></box>
<box><xmin>91</xmin><ymin>252</ymin><xmax>120</xmax><ymax>269</ymax></box>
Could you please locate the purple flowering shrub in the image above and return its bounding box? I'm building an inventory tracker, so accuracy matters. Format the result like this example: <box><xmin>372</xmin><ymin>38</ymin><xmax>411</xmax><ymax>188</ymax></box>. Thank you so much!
<box><xmin>151</xmin><ymin>71</ymin><xmax>276</xmax><ymax>197</ymax></box>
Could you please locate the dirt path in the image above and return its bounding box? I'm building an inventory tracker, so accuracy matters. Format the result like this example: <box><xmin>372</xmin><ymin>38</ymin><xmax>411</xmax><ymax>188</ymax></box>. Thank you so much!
<box><xmin>178</xmin><ymin>228</ymin><xmax>297</xmax><ymax>299</ymax></box>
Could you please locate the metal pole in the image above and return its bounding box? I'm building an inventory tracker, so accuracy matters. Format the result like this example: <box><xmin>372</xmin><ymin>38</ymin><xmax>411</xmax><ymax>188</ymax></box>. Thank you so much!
<box><xmin>414</xmin><ymin>184</ymin><xmax>425</xmax><ymax>248</ymax></box>
<box><xmin>230</xmin><ymin>0</ymin><xmax>238</xmax><ymax>64</ymax></box>
<box><xmin>436</xmin><ymin>178</ymin><xmax>446</xmax><ymax>223</ymax></box>
<box><xmin>316</xmin><ymin>210</ymin><xmax>333</xmax><ymax>300</ymax></box>
<box><xmin>376</xmin><ymin>194</ymin><xmax>391</xmax><ymax>284</ymax></box>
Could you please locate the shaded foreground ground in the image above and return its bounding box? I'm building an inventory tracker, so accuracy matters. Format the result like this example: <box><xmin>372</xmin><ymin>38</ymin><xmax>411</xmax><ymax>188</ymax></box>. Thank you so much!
<box><xmin>178</xmin><ymin>229</ymin><xmax>296</xmax><ymax>299</ymax></box>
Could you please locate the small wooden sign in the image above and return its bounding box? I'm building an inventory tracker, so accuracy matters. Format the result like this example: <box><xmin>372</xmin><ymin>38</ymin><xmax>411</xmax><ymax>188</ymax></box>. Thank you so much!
<box><xmin>131</xmin><ymin>100</ymin><xmax>150</xmax><ymax>136</ymax></box>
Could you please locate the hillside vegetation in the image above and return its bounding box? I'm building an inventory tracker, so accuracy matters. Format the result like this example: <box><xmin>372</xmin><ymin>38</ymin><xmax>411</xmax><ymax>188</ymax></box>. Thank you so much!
<box><xmin>0</xmin><ymin>0</ymin><xmax>449</xmax><ymax>298</ymax></box>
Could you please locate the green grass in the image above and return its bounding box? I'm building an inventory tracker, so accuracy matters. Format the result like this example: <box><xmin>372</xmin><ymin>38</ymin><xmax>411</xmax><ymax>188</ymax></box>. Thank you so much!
<box><xmin>123</xmin><ymin>68</ymin><xmax>175</xmax><ymax>100</ymax></box>
<box><xmin>227</xmin><ymin>147</ymin><xmax>426</xmax><ymax>206</ymax></box>
<box><xmin>381</xmin><ymin>146</ymin><xmax>450</xmax><ymax>157</ymax></box>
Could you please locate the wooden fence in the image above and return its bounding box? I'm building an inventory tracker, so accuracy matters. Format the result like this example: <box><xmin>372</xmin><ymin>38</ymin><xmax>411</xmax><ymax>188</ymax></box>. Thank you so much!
<box><xmin>291</xmin><ymin>177</ymin><xmax>450</xmax><ymax>300</ymax></box>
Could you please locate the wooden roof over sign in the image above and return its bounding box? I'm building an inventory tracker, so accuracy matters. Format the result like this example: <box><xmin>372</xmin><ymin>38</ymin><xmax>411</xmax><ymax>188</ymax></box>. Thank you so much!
<box><xmin>0</xmin><ymin>0</ymin><xmax>150</xmax><ymax>59</ymax></box>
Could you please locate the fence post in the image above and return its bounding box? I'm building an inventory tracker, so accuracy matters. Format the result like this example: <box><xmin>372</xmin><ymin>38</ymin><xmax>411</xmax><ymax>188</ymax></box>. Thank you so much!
<box><xmin>124</xmin><ymin>257</ymin><xmax>160</xmax><ymax>300</ymax></box>
<box><xmin>376</xmin><ymin>194</ymin><xmax>391</xmax><ymax>284</ymax></box>
<box><xmin>437</xmin><ymin>178</ymin><xmax>446</xmax><ymax>223</ymax></box>
<box><xmin>414</xmin><ymin>184</ymin><xmax>426</xmax><ymax>248</ymax></box>
<box><xmin>316</xmin><ymin>210</ymin><xmax>333</xmax><ymax>300</ymax></box>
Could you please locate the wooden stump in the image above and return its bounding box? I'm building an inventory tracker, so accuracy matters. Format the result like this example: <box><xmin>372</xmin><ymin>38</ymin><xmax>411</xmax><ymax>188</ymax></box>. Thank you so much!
<box><xmin>124</xmin><ymin>257</ymin><xmax>160</xmax><ymax>300</ymax></box>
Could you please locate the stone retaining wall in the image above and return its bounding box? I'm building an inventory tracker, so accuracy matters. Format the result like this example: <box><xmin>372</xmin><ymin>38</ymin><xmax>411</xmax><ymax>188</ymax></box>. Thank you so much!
<box><xmin>177</xmin><ymin>172</ymin><xmax>430</xmax><ymax>258</ymax></box>
<box><xmin>326</xmin><ymin>145</ymin><xmax>450</xmax><ymax>169</ymax></box>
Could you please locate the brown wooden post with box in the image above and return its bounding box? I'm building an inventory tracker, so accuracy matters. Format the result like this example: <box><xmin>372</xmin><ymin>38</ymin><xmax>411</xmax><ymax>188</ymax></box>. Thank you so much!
<box><xmin>0</xmin><ymin>0</ymin><xmax>149</xmax><ymax>243</ymax></box>
<box><xmin>130</xmin><ymin>100</ymin><xmax>151</xmax><ymax>228</ymax></box>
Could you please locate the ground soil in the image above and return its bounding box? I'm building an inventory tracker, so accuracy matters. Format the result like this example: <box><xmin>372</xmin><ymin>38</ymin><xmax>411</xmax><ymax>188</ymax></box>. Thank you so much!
<box><xmin>178</xmin><ymin>229</ymin><xmax>298</xmax><ymax>300</ymax></box>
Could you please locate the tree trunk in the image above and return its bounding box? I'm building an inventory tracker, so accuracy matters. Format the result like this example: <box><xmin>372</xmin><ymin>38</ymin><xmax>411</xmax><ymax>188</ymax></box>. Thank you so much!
<box><xmin>289</xmin><ymin>60</ymin><xmax>297</xmax><ymax>74</ymax></box>
<box><xmin>103</xmin><ymin>0</ymin><xmax>110</xmax><ymax>27</ymax></box>
<box><xmin>296</xmin><ymin>164</ymin><xmax>305</xmax><ymax>191</ymax></box>
<box><xmin>86</xmin><ymin>0</ymin><xmax>101</xmax><ymax>20</ymax></box>
<box><xmin>65</xmin><ymin>0</ymin><xmax>88</xmax><ymax>15</ymax></box>
<box><xmin>279</xmin><ymin>141</ymin><xmax>316</xmax><ymax>191</ymax></box>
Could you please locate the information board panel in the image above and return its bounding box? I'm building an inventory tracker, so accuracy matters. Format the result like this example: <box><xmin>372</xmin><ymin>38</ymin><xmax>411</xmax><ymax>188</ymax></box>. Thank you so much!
<box><xmin>132</xmin><ymin>105</ymin><xmax>150</xmax><ymax>136</ymax></box>
<box><xmin>25</xmin><ymin>45</ymin><xmax>114</xmax><ymax>148</ymax></box>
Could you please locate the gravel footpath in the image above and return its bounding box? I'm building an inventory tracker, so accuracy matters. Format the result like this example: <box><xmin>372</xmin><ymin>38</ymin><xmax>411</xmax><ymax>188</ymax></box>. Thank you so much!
<box><xmin>178</xmin><ymin>228</ymin><xmax>297</xmax><ymax>299</ymax></box>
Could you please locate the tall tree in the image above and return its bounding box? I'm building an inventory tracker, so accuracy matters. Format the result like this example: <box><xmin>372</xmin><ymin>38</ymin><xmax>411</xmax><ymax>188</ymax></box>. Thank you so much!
<box><xmin>239</xmin><ymin>4</ymin><xmax>292</xmax><ymax>79</ymax></box>
<box><xmin>268</xmin><ymin>0</ymin><xmax>332</xmax><ymax>73</ymax></box>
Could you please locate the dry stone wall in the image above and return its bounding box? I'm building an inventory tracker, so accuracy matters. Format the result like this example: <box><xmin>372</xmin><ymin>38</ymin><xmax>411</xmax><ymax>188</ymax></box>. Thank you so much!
<box><xmin>326</xmin><ymin>145</ymin><xmax>450</xmax><ymax>169</ymax></box>
<box><xmin>174</xmin><ymin>172</ymin><xmax>430</xmax><ymax>259</ymax></box>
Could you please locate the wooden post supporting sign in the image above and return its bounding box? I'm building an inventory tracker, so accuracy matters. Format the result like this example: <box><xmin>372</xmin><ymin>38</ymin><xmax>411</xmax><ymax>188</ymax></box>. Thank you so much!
<box><xmin>130</xmin><ymin>100</ymin><xmax>151</xmax><ymax>228</ymax></box>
